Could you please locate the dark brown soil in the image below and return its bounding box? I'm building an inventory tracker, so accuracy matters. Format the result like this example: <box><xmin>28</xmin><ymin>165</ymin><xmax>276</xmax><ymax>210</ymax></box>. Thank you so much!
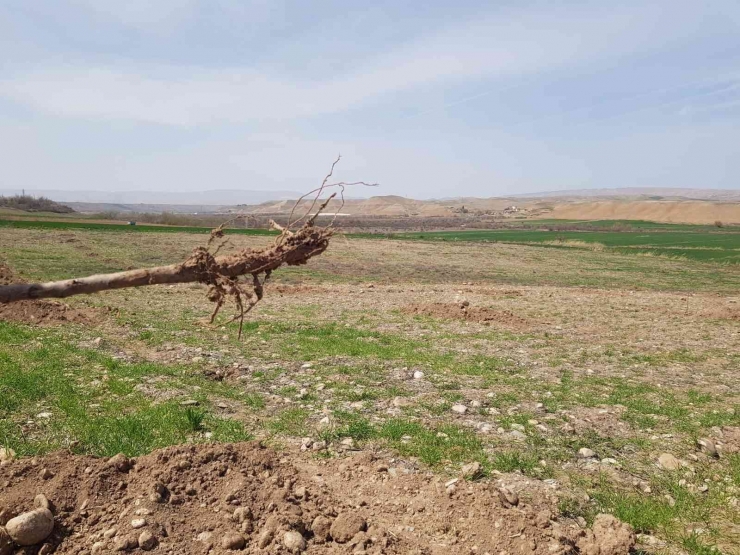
<box><xmin>403</xmin><ymin>303</ymin><xmax>530</xmax><ymax>327</ymax></box>
<box><xmin>0</xmin><ymin>263</ymin><xmax>95</xmax><ymax>326</ymax></box>
<box><xmin>0</xmin><ymin>442</ymin><xmax>635</xmax><ymax>554</ymax></box>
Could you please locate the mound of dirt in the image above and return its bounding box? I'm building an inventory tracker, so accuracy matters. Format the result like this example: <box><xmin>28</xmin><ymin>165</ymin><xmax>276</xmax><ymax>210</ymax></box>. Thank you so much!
<box><xmin>0</xmin><ymin>442</ymin><xmax>635</xmax><ymax>554</ymax></box>
<box><xmin>403</xmin><ymin>303</ymin><xmax>529</xmax><ymax>327</ymax></box>
<box><xmin>0</xmin><ymin>263</ymin><xmax>95</xmax><ymax>326</ymax></box>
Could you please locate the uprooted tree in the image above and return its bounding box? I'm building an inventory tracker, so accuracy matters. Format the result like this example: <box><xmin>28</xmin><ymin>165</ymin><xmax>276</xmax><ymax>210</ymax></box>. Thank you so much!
<box><xmin>0</xmin><ymin>158</ymin><xmax>376</xmax><ymax>337</ymax></box>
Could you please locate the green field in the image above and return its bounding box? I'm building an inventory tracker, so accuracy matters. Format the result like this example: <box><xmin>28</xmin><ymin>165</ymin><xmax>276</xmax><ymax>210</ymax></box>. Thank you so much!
<box><xmin>2</xmin><ymin>217</ymin><xmax>739</xmax><ymax>264</ymax></box>
<box><xmin>387</xmin><ymin>227</ymin><xmax>740</xmax><ymax>264</ymax></box>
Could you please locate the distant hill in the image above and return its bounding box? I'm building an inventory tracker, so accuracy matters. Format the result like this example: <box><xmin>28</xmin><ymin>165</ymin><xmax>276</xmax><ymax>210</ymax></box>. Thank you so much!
<box><xmin>512</xmin><ymin>187</ymin><xmax>740</xmax><ymax>201</ymax></box>
<box><xmin>2</xmin><ymin>187</ymin><xmax>739</xmax><ymax>225</ymax></box>
<box><xmin>0</xmin><ymin>195</ymin><xmax>75</xmax><ymax>213</ymax></box>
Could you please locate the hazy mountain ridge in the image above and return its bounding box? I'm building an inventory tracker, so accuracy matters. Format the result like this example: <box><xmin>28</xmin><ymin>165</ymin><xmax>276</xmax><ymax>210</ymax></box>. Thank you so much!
<box><xmin>0</xmin><ymin>189</ymin><xmax>302</xmax><ymax>206</ymax></box>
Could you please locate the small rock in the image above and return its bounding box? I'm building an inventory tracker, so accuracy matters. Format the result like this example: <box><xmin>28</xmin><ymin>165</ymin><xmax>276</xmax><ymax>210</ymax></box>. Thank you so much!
<box><xmin>340</xmin><ymin>437</ymin><xmax>355</xmax><ymax>449</ymax></box>
<box><xmin>330</xmin><ymin>512</ymin><xmax>367</xmax><ymax>543</ymax></box>
<box><xmin>0</xmin><ymin>448</ymin><xmax>16</xmax><ymax>462</ymax></box>
<box><xmin>311</xmin><ymin>516</ymin><xmax>332</xmax><ymax>543</ymax></box>
<box><xmin>257</xmin><ymin>528</ymin><xmax>274</xmax><ymax>548</ymax></box>
<box><xmin>130</xmin><ymin>518</ymin><xmax>146</xmax><ymax>529</ymax></box>
<box><xmin>509</xmin><ymin>430</ymin><xmax>527</xmax><ymax>441</ymax></box>
<box><xmin>39</xmin><ymin>468</ymin><xmax>54</xmax><ymax>480</ymax></box>
<box><xmin>697</xmin><ymin>438</ymin><xmax>718</xmax><ymax>458</ymax></box>
<box><xmin>461</xmin><ymin>462</ymin><xmax>482</xmax><ymax>479</ymax></box>
<box><xmin>578</xmin><ymin>448</ymin><xmax>597</xmax><ymax>460</ymax></box>
<box><xmin>283</xmin><ymin>530</ymin><xmax>306</xmax><ymax>552</ymax></box>
<box><xmin>36</xmin><ymin>412</ymin><xmax>52</xmax><ymax>419</ymax></box>
<box><xmin>233</xmin><ymin>507</ymin><xmax>252</xmax><ymax>523</ymax></box>
<box><xmin>6</xmin><ymin>508</ymin><xmax>55</xmax><ymax>546</ymax></box>
<box><xmin>451</xmin><ymin>404</ymin><xmax>467</xmax><ymax>414</ymax></box>
<box><xmin>91</xmin><ymin>541</ymin><xmax>107</xmax><ymax>554</ymax></box>
<box><xmin>114</xmin><ymin>536</ymin><xmax>138</xmax><ymax>551</ymax></box>
<box><xmin>34</xmin><ymin>494</ymin><xmax>51</xmax><ymax>510</ymax></box>
<box><xmin>658</xmin><ymin>453</ymin><xmax>681</xmax><ymax>471</ymax></box>
<box><xmin>180</xmin><ymin>399</ymin><xmax>199</xmax><ymax>406</ymax></box>
<box><xmin>104</xmin><ymin>527</ymin><xmax>118</xmax><ymax>539</ymax></box>
<box><xmin>222</xmin><ymin>531</ymin><xmax>246</xmax><ymax>550</ymax></box>
<box><xmin>511</xmin><ymin>423</ymin><xmax>526</xmax><ymax>432</ymax></box>
<box><xmin>138</xmin><ymin>531</ymin><xmax>158</xmax><ymax>551</ymax></box>
<box><xmin>412</xmin><ymin>371</ymin><xmax>424</xmax><ymax>380</ymax></box>
<box><xmin>498</xmin><ymin>487</ymin><xmax>519</xmax><ymax>507</ymax></box>
<box><xmin>107</xmin><ymin>453</ymin><xmax>132</xmax><ymax>472</ymax></box>
<box><xmin>38</xmin><ymin>544</ymin><xmax>53</xmax><ymax>555</ymax></box>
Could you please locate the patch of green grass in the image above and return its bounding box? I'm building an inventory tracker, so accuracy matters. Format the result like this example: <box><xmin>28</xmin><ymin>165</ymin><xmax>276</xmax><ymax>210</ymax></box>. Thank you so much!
<box><xmin>491</xmin><ymin>450</ymin><xmax>540</xmax><ymax>474</ymax></box>
<box><xmin>332</xmin><ymin>411</ymin><xmax>375</xmax><ymax>441</ymax></box>
<box><xmin>681</xmin><ymin>534</ymin><xmax>722</xmax><ymax>555</ymax></box>
<box><xmin>268</xmin><ymin>408</ymin><xmax>310</xmax><ymax>436</ymax></box>
<box><xmin>592</xmin><ymin>489</ymin><xmax>679</xmax><ymax>533</ymax></box>
<box><xmin>0</xmin><ymin>321</ymin><xmax>253</xmax><ymax>457</ymax></box>
<box><xmin>377</xmin><ymin>418</ymin><xmax>485</xmax><ymax>468</ymax></box>
<box><xmin>729</xmin><ymin>454</ymin><xmax>740</xmax><ymax>487</ymax></box>
<box><xmin>699</xmin><ymin>408</ymin><xmax>740</xmax><ymax>428</ymax></box>
<box><xmin>185</xmin><ymin>407</ymin><xmax>206</xmax><ymax>431</ymax></box>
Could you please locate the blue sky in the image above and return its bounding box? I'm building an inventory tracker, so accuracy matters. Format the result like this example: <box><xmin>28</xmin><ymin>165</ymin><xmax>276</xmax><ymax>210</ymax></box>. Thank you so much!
<box><xmin>0</xmin><ymin>0</ymin><xmax>739</xmax><ymax>199</ymax></box>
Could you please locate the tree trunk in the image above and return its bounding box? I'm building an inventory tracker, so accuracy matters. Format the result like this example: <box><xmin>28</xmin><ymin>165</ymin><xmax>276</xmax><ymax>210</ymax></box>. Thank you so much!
<box><xmin>0</xmin><ymin>226</ymin><xmax>331</xmax><ymax>304</ymax></box>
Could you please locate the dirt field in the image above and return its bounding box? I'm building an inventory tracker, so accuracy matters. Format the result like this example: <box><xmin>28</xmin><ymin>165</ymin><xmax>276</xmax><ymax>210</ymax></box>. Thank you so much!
<box><xmin>1</xmin><ymin>228</ymin><xmax>739</xmax><ymax>554</ymax></box>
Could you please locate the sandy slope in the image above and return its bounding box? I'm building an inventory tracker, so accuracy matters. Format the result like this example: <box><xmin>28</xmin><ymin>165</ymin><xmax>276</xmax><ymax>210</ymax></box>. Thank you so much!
<box><xmin>545</xmin><ymin>200</ymin><xmax>740</xmax><ymax>225</ymax></box>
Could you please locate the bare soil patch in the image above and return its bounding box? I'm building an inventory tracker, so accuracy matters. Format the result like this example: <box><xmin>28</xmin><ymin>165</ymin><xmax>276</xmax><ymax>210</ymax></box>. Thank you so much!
<box><xmin>0</xmin><ymin>263</ymin><xmax>96</xmax><ymax>326</ymax></box>
<box><xmin>403</xmin><ymin>302</ymin><xmax>530</xmax><ymax>328</ymax></box>
<box><xmin>0</xmin><ymin>442</ymin><xmax>634</xmax><ymax>555</ymax></box>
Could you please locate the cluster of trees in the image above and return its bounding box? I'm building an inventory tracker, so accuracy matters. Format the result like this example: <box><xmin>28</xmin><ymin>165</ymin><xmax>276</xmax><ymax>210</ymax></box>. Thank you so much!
<box><xmin>0</xmin><ymin>195</ymin><xmax>75</xmax><ymax>213</ymax></box>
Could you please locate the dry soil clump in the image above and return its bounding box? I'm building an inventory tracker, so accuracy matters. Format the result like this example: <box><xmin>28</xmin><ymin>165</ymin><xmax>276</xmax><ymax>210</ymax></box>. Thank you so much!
<box><xmin>0</xmin><ymin>442</ymin><xmax>635</xmax><ymax>554</ymax></box>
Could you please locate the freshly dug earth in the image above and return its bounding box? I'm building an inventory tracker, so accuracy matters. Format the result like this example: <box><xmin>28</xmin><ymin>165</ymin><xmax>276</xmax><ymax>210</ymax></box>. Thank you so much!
<box><xmin>0</xmin><ymin>263</ymin><xmax>94</xmax><ymax>326</ymax></box>
<box><xmin>403</xmin><ymin>303</ymin><xmax>530</xmax><ymax>327</ymax></box>
<box><xmin>0</xmin><ymin>442</ymin><xmax>635</xmax><ymax>554</ymax></box>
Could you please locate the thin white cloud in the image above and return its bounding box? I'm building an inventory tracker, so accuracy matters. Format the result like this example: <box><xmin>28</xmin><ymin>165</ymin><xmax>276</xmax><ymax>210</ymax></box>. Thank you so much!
<box><xmin>69</xmin><ymin>0</ymin><xmax>198</xmax><ymax>32</ymax></box>
<box><xmin>0</xmin><ymin>2</ymin><xmax>723</xmax><ymax>126</ymax></box>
